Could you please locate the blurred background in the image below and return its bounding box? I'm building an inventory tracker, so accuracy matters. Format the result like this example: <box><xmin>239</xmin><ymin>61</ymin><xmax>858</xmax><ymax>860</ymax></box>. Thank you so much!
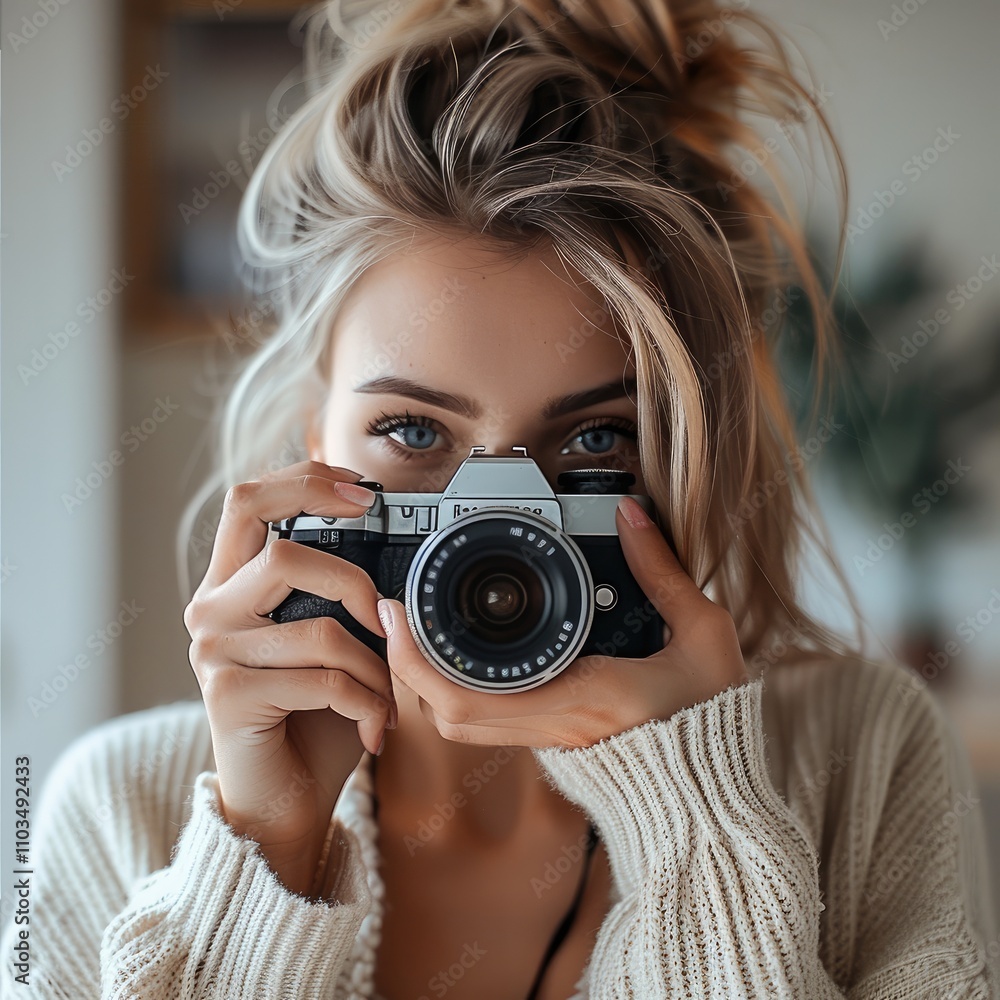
<box><xmin>3</xmin><ymin>0</ymin><xmax>999</xmax><ymax>950</ymax></box>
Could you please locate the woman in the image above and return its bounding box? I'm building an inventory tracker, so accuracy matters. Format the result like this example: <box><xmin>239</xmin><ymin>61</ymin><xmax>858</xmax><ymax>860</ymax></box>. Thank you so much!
<box><xmin>3</xmin><ymin>0</ymin><xmax>997</xmax><ymax>997</ymax></box>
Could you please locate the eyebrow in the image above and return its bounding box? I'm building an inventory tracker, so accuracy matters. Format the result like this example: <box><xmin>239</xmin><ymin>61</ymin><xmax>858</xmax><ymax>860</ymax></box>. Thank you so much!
<box><xmin>353</xmin><ymin>374</ymin><xmax>639</xmax><ymax>420</ymax></box>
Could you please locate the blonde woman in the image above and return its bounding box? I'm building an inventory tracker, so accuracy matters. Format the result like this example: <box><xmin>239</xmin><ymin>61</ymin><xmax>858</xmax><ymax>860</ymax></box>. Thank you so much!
<box><xmin>4</xmin><ymin>1</ymin><xmax>997</xmax><ymax>997</ymax></box>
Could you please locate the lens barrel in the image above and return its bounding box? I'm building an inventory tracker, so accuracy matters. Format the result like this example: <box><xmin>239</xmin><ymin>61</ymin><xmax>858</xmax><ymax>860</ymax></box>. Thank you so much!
<box><xmin>404</xmin><ymin>508</ymin><xmax>594</xmax><ymax>692</ymax></box>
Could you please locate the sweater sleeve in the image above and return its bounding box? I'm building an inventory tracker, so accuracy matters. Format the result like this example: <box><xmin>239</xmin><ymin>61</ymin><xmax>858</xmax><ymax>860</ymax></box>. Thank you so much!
<box><xmin>1</xmin><ymin>723</ymin><xmax>373</xmax><ymax>999</ymax></box>
<box><xmin>531</xmin><ymin>673</ymin><xmax>999</xmax><ymax>999</ymax></box>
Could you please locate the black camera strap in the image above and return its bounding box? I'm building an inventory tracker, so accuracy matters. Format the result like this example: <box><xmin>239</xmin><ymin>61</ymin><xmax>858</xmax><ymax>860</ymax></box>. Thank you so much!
<box><xmin>368</xmin><ymin>751</ymin><xmax>599</xmax><ymax>998</ymax></box>
<box><xmin>524</xmin><ymin>819</ymin><xmax>599</xmax><ymax>1000</ymax></box>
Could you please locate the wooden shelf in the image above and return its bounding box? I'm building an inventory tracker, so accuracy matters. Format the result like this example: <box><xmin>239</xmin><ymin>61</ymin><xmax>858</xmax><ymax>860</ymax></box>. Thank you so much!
<box><xmin>160</xmin><ymin>0</ymin><xmax>312</xmax><ymax>19</ymax></box>
<box><xmin>120</xmin><ymin>0</ymin><xmax>310</xmax><ymax>339</ymax></box>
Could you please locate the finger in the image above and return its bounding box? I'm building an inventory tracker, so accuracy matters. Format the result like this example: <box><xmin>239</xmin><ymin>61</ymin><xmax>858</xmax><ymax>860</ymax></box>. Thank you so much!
<box><xmin>378</xmin><ymin>599</ymin><xmax>563</xmax><ymax>722</ymax></box>
<box><xmin>215</xmin><ymin>536</ymin><xmax>385</xmax><ymax>639</ymax></box>
<box><xmin>204</xmin><ymin>462</ymin><xmax>371</xmax><ymax>589</ymax></box>
<box><xmin>206</xmin><ymin>663</ymin><xmax>391</xmax><ymax>755</ymax></box>
<box><xmin>217</xmin><ymin>616</ymin><xmax>396</xmax><ymax>711</ymax></box>
<box><xmin>615</xmin><ymin>497</ymin><xmax>706</xmax><ymax>624</ymax></box>
<box><xmin>256</xmin><ymin>459</ymin><xmax>362</xmax><ymax>485</ymax></box>
<box><xmin>415</xmin><ymin>696</ymin><xmax>568</xmax><ymax>748</ymax></box>
<box><xmin>379</xmin><ymin>599</ymin><xmax>483</xmax><ymax>717</ymax></box>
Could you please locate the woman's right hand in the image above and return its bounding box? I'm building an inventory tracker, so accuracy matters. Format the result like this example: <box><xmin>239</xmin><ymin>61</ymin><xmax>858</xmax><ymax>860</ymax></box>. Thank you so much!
<box><xmin>182</xmin><ymin>460</ymin><xmax>396</xmax><ymax>897</ymax></box>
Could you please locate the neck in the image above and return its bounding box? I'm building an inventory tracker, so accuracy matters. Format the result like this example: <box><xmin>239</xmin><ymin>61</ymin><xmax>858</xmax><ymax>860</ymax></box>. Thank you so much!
<box><xmin>371</xmin><ymin>680</ymin><xmax>558</xmax><ymax>849</ymax></box>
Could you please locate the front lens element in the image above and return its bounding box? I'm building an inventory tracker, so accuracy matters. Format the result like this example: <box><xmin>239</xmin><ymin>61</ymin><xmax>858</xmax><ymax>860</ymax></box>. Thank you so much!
<box><xmin>404</xmin><ymin>509</ymin><xmax>593</xmax><ymax>692</ymax></box>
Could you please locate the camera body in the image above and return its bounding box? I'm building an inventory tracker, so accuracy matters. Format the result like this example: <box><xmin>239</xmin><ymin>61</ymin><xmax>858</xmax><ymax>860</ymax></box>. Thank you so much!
<box><xmin>267</xmin><ymin>446</ymin><xmax>665</xmax><ymax>693</ymax></box>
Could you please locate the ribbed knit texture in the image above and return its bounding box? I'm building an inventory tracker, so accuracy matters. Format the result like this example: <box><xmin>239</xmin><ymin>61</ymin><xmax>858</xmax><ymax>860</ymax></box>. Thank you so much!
<box><xmin>3</xmin><ymin>656</ymin><xmax>997</xmax><ymax>998</ymax></box>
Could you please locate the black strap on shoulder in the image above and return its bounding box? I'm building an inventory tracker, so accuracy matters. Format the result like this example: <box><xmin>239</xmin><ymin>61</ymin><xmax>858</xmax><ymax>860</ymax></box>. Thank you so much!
<box><xmin>524</xmin><ymin>821</ymin><xmax>599</xmax><ymax>1000</ymax></box>
<box><xmin>370</xmin><ymin>754</ymin><xmax>599</xmax><ymax>1000</ymax></box>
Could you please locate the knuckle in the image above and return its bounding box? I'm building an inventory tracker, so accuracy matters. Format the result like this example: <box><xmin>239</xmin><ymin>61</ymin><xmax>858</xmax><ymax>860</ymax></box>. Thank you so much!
<box><xmin>701</xmin><ymin>600</ymin><xmax>734</xmax><ymax>629</ymax></box>
<box><xmin>223</xmin><ymin>481</ymin><xmax>258</xmax><ymax>511</ymax></box>
<box><xmin>307</xmin><ymin>614</ymin><xmax>341</xmax><ymax>651</ymax></box>
<box><xmin>344</xmin><ymin>561</ymin><xmax>369</xmax><ymax>591</ymax></box>
<box><xmin>182</xmin><ymin>599</ymin><xmax>202</xmax><ymax>634</ymax></box>
<box><xmin>691</xmin><ymin>604</ymin><xmax>736</xmax><ymax>647</ymax></box>
<box><xmin>198</xmin><ymin>662</ymin><xmax>243</xmax><ymax>701</ymax></box>
<box><xmin>438</xmin><ymin>719</ymin><xmax>471</xmax><ymax>743</ymax></box>
<box><xmin>265</xmin><ymin>537</ymin><xmax>299</xmax><ymax>570</ymax></box>
<box><xmin>318</xmin><ymin>668</ymin><xmax>345</xmax><ymax>693</ymax></box>
<box><xmin>259</xmin><ymin>461</ymin><xmax>303</xmax><ymax>483</ymax></box>
<box><xmin>188</xmin><ymin>631</ymin><xmax>222</xmax><ymax>668</ymax></box>
<box><xmin>436</xmin><ymin>697</ymin><xmax>471</xmax><ymax>727</ymax></box>
<box><xmin>299</xmin><ymin>474</ymin><xmax>330</xmax><ymax>493</ymax></box>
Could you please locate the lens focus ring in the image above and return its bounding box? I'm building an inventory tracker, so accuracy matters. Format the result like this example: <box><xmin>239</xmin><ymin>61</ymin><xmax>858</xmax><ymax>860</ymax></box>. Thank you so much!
<box><xmin>403</xmin><ymin>509</ymin><xmax>594</xmax><ymax>693</ymax></box>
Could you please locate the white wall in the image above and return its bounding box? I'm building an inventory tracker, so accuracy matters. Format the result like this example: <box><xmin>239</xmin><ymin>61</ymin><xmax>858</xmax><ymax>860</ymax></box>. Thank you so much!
<box><xmin>1</xmin><ymin>0</ymin><xmax>121</xmax><ymax>922</ymax></box>
<box><xmin>749</xmin><ymin>0</ymin><xmax>1000</xmax><ymax>684</ymax></box>
<box><xmin>3</xmin><ymin>0</ymin><xmax>998</xmax><ymax>952</ymax></box>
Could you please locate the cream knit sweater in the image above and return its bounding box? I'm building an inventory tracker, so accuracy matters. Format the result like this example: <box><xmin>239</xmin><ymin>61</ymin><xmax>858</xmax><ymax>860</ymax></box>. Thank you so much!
<box><xmin>2</xmin><ymin>656</ymin><xmax>998</xmax><ymax>998</ymax></box>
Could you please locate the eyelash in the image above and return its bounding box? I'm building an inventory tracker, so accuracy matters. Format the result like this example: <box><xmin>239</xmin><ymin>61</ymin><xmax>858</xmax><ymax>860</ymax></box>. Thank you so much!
<box><xmin>365</xmin><ymin>409</ymin><xmax>638</xmax><ymax>460</ymax></box>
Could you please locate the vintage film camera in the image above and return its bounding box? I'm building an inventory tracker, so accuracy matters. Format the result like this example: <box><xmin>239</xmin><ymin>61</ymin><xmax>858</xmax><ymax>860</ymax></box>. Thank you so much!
<box><xmin>267</xmin><ymin>446</ymin><xmax>665</xmax><ymax>693</ymax></box>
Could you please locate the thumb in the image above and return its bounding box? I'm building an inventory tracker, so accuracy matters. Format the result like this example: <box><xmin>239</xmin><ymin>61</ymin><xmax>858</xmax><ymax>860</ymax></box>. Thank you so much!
<box><xmin>615</xmin><ymin>496</ymin><xmax>703</xmax><ymax>623</ymax></box>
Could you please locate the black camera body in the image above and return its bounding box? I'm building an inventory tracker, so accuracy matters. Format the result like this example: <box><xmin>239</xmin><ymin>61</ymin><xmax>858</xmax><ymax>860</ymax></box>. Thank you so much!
<box><xmin>267</xmin><ymin>446</ymin><xmax>665</xmax><ymax>693</ymax></box>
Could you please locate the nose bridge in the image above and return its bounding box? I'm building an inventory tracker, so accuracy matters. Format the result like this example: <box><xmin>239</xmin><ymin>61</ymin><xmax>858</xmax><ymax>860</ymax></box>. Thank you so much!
<box><xmin>466</xmin><ymin>396</ymin><xmax>541</xmax><ymax>457</ymax></box>
<box><xmin>471</xmin><ymin>432</ymin><xmax>545</xmax><ymax>461</ymax></box>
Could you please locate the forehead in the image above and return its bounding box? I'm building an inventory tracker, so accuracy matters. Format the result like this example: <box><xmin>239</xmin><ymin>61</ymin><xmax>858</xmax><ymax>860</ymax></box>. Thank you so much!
<box><xmin>329</xmin><ymin>233</ymin><xmax>635</xmax><ymax>392</ymax></box>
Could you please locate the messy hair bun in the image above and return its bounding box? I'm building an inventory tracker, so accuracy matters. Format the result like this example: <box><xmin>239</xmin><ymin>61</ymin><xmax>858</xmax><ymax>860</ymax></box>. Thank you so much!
<box><xmin>182</xmin><ymin>0</ymin><xmax>867</xmax><ymax>671</ymax></box>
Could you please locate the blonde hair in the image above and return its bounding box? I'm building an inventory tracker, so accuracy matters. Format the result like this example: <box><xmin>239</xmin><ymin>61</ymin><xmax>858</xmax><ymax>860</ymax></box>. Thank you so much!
<box><xmin>179</xmin><ymin>0</ymin><xmax>873</xmax><ymax>672</ymax></box>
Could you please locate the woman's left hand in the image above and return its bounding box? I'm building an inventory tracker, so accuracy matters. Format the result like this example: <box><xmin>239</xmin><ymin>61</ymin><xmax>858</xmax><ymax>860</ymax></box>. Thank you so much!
<box><xmin>376</xmin><ymin>496</ymin><xmax>749</xmax><ymax>749</ymax></box>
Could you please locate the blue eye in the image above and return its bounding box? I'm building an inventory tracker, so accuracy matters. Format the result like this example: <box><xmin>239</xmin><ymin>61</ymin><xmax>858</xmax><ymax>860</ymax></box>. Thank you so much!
<box><xmin>365</xmin><ymin>411</ymin><xmax>639</xmax><ymax>459</ymax></box>
<box><xmin>560</xmin><ymin>418</ymin><xmax>639</xmax><ymax>457</ymax></box>
<box><xmin>366</xmin><ymin>411</ymin><xmax>444</xmax><ymax>454</ymax></box>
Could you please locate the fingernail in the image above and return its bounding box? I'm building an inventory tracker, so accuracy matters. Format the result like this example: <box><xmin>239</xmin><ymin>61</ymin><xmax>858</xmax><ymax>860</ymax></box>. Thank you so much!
<box><xmin>377</xmin><ymin>599</ymin><xmax>394</xmax><ymax>638</ymax></box>
<box><xmin>388</xmin><ymin>702</ymin><xmax>398</xmax><ymax>729</ymax></box>
<box><xmin>376</xmin><ymin>731</ymin><xmax>386</xmax><ymax>756</ymax></box>
<box><xmin>618</xmin><ymin>495</ymin><xmax>652</xmax><ymax>529</ymax></box>
<box><xmin>334</xmin><ymin>481</ymin><xmax>377</xmax><ymax>505</ymax></box>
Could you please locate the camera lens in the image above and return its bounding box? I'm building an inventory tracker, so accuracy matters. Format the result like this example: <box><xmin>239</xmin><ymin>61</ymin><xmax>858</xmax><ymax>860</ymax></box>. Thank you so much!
<box><xmin>404</xmin><ymin>509</ymin><xmax>593</xmax><ymax>693</ymax></box>
<box><xmin>455</xmin><ymin>554</ymin><xmax>545</xmax><ymax>644</ymax></box>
